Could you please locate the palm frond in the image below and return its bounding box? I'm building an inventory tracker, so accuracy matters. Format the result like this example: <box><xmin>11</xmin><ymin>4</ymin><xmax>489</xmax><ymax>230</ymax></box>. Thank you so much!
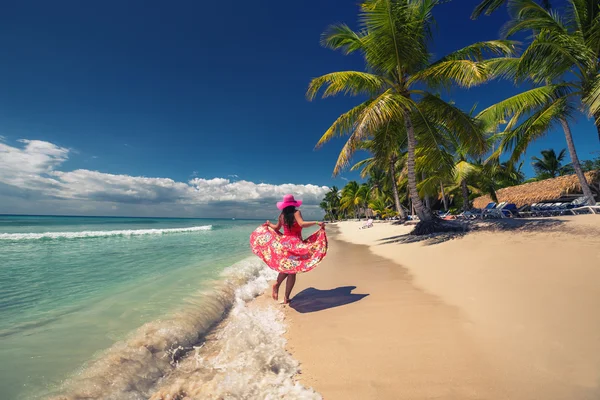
<box><xmin>421</xmin><ymin>94</ymin><xmax>488</xmax><ymax>153</ymax></box>
<box><xmin>582</xmin><ymin>72</ymin><xmax>600</xmax><ymax>117</ymax></box>
<box><xmin>315</xmin><ymin>100</ymin><xmax>372</xmax><ymax>148</ymax></box>
<box><xmin>320</xmin><ymin>24</ymin><xmax>366</xmax><ymax>54</ymax></box>
<box><xmin>476</xmin><ymin>84</ymin><xmax>571</xmax><ymax>128</ymax></box>
<box><xmin>472</xmin><ymin>0</ymin><xmax>509</xmax><ymax>19</ymax></box>
<box><xmin>306</xmin><ymin>71</ymin><xmax>388</xmax><ymax>100</ymax></box>
<box><xmin>481</xmin><ymin>57</ymin><xmax>521</xmax><ymax>82</ymax></box>
<box><xmin>359</xmin><ymin>0</ymin><xmax>432</xmax><ymax>74</ymax></box>
<box><xmin>503</xmin><ymin>0</ymin><xmax>566</xmax><ymax>38</ymax></box>
<box><xmin>352</xmin><ymin>90</ymin><xmax>416</xmax><ymax>142</ymax></box>
<box><xmin>517</xmin><ymin>30</ymin><xmax>593</xmax><ymax>82</ymax></box>
<box><xmin>455</xmin><ymin>160</ymin><xmax>480</xmax><ymax>181</ymax></box>
<box><xmin>412</xmin><ymin>41</ymin><xmax>517</xmax><ymax>88</ymax></box>
<box><xmin>500</xmin><ymin>97</ymin><xmax>570</xmax><ymax>163</ymax></box>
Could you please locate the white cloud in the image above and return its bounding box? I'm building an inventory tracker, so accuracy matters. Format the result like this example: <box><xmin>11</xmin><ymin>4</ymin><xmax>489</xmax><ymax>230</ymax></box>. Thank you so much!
<box><xmin>0</xmin><ymin>139</ymin><xmax>329</xmax><ymax>218</ymax></box>
<box><xmin>0</xmin><ymin>135</ymin><xmax>6</xmax><ymax>142</ymax></box>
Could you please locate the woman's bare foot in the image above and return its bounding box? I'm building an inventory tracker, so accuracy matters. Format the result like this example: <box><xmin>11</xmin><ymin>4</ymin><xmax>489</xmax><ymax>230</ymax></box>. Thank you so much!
<box><xmin>272</xmin><ymin>284</ymin><xmax>279</xmax><ymax>301</ymax></box>
<box><xmin>282</xmin><ymin>297</ymin><xmax>291</xmax><ymax>305</ymax></box>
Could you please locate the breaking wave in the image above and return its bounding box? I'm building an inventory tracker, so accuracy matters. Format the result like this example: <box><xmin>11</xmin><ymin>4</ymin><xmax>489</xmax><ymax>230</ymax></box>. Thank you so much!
<box><xmin>0</xmin><ymin>225</ymin><xmax>212</xmax><ymax>241</ymax></box>
<box><xmin>49</xmin><ymin>257</ymin><xmax>321</xmax><ymax>400</ymax></box>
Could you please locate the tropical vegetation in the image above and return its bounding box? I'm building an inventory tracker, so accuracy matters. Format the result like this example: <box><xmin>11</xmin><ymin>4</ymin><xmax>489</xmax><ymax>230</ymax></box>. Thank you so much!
<box><xmin>313</xmin><ymin>0</ymin><xmax>599</xmax><ymax>233</ymax></box>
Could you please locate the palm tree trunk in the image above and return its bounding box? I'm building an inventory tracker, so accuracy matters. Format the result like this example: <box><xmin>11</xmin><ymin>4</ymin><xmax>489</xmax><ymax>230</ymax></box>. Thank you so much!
<box><xmin>461</xmin><ymin>179</ymin><xmax>470</xmax><ymax>212</ymax></box>
<box><xmin>422</xmin><ymin>172</ymin><xmax>431</xmax><ymax>211</ymax></box>
<box><xmin>560</xmin><ymin>118</ymin><xmax>595</xmax><ymax>205</ymax></box>
<box><xmin>404</xmin><ymin>114</ymin><xmax>431</xmax><ymax>221</ymax></box>
<box><xmin>440</xmin><ymin>182</ymin><xmax>448</xmax><ymax>211</ymax></box>
<box><xmin>389</xmin><ymin>157</ymin><xmax>407</xmax><ymax>219</ymax></box>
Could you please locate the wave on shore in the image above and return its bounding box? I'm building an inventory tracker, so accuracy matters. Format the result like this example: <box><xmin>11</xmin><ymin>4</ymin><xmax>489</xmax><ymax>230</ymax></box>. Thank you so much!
<box><xmin>49</xmin><ymin>257</ymin><xmax>321</xmax><ymax>400</ymax></box>
<box><xmin>0</xmin><ymin>225</ymin><xmax>212</xmax><ymax>241</ymax></box>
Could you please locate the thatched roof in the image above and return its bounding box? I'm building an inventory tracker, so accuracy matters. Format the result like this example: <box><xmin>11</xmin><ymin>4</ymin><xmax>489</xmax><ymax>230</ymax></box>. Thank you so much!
<box><xmin>472</xmin><ymin>170</ymin><xmax>600</xmax><ymax>208</ymax></box>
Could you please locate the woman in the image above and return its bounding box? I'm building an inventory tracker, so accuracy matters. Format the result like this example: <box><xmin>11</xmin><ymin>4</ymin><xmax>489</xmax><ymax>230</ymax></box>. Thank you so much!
<box><xmin>250</xmin><ymin>194</ymin><xmax>327</xmax><ymax>304</ymax></box>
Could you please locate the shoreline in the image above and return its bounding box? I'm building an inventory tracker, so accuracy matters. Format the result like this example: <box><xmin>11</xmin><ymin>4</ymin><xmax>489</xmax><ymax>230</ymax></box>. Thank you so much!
<box><xmin>282</xmin><ymin>216</ymin><xmax>600</xmax><ymax>399</ymax></box>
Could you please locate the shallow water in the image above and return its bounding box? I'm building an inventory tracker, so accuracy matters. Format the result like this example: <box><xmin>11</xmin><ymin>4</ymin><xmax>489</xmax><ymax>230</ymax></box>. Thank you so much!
<box><xmin>0</xmin><ymin>215</ymin><xmax>312</xmax><ymax>399</ymax></box>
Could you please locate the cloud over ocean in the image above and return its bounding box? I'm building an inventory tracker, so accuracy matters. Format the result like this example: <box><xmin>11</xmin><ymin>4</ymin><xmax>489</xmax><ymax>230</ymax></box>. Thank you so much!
<box><xmin>0</xmin><ymin>139</ymin><xmax>329</xmax><ymax>218</ymax></box>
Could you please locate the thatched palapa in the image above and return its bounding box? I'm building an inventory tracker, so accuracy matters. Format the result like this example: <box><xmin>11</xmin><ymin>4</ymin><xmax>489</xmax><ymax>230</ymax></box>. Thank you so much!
<box><xmin>472</xmin><ymin>171</ymin><xmax>600</xmax><ymax>209</ymax></box>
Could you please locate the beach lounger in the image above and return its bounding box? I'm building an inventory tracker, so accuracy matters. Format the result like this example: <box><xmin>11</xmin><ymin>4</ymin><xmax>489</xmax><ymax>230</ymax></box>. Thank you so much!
<box><xmin>501</xmin><ymin>203</ymin><xmax>518</xmax><ymax>217</ymax></box>
<box><xmin>360</xmin><ymin>219</ymin><xmax>374</xmax><ymax>229</ymax></box>
<box><xmin>458</xmin><ymin>202</ymin><xmax>496</xmax><ymax>220</ymax></box>
<box><xmin>571</xmin><ymin>198</ymin><xmax>600</xmax><ymax>215</ymax></box>
<box><xmin>483</xmin><ymin>202</ymin><xmax>508</xmax><ymax>219</ymax></box>
<box><xmin>514</xmin><ymin>204</ymin><xmax>530</xmax><ymax>218</ymax></box>
<box><xmin>572</xmin><ymin>205</ymin><xmax>600</xmax><ymax>214</ymax></box>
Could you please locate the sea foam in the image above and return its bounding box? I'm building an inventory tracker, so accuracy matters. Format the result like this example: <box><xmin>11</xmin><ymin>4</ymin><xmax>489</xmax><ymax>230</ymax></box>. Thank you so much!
<box><xmin>49</xmin><ymin>257</ymin><xmax>321</xmax><ymax>400</ymax></box>
<box><xmin>0</xmin><ymin>225</ymin><xmax>212</xmax><ymax>241</ymax></box>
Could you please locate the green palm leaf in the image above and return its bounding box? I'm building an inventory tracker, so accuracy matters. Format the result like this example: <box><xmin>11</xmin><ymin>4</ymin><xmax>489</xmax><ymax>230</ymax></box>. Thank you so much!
<box><xmin>306</xmin><ymin>71</ymin><xmax>388</xmax><ymax>100</ymax></box>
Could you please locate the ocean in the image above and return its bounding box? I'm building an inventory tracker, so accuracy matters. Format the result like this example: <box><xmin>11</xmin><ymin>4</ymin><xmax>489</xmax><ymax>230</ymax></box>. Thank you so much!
<box><xmin>0</xmin><ymin>215</ymin><xmax>320</xmax><ymax>399</ymax></box>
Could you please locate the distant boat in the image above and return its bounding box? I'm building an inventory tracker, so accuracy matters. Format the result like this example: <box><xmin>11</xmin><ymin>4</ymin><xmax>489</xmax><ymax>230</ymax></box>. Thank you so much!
<box><xmin>232</xmin><ymin>217</ymin><xmax>236</xmax><ymax>220</ymax></box>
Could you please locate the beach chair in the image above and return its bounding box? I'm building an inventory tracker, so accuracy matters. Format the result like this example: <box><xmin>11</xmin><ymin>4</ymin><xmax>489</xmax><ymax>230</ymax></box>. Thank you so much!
<box><xmin>571</xmin><ymin>197</ymin><xmax>600</xmax><ymax>215</ymax></box>
<box><xmin>501</xmin><ymin>203</ymin><xmax>518</xmax><ymax>217</ymax></box>
<box><xmin>483</xmin><ymin>202</ymin><xmax>507</xmax><ymax>219</ymax></box>
<box><xmin>359</xmin><ymin>219</ymin><xmax>374</xmax><ymax>229</ymax></box>
<box><xmin>459</xmin><ymin>202</ymin><xmax>495</xmax><ymax>220</ymax></box>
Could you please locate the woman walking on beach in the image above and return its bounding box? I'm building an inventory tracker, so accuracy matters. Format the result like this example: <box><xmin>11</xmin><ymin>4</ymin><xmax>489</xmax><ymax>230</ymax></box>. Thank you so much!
<box><xmin>250</xmin><ymin>194</ymin><xmax>328</xmax><ymax>304</ymax></box>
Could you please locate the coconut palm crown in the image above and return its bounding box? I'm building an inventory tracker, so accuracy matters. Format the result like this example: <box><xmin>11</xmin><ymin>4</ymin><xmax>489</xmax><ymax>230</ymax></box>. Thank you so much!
<box><xmin>307</xmin><ymin>0</ymin><xmax>515</xmax><ymax>226</ymax></box>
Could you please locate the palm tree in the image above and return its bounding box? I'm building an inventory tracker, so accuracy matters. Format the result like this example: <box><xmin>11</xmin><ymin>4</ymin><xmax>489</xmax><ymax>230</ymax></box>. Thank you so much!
<box><xmin>340</xmin><ymin>181</ymin><xmax>361</xmax><ymax>218</ymax></box>
<box><xmin>323</xmin><ymin>186</ymin><xmax>341</xmax><ymax>220</ymax></box>
<box><xmin>319</xmin><ymin>200</ymin><xmax>331</xmax><ymax>220</ymax></box>
<box><xmin>414</xmin><ymin>102</ymin><xmax>490</xmax><ymax>212</ymax></box>
<box><xmin>531</xmin><ymin>149</ymin><xmax>568</xmax><ymax>178</ymax></box>
<box><xmin>366</xmin><ymin>168</ymin><xmax>388</xmax><ymax>199</ymax></box>
<box><xmin>369</xmin><ymin>195</ymin><xmax>396</xmax><ymax>219</ymax></box>
<box><xmin>343</xmin><ymin>122</ymin><xmax>409</xmax><ymax>219</ymax></box>
<box><xmin>480</xmin><ymin>0</ymin><xmax>596</xmax><ymax>204</ymax></box>
<box><xmin>497</xmin><ymin>0</ymin><xmax>600</xmax><ymax>143</ymax></box>
<box><xmin>308</xmin><ymin>0</ymin><xmax>511</xmax><ymax>232</ymax></box>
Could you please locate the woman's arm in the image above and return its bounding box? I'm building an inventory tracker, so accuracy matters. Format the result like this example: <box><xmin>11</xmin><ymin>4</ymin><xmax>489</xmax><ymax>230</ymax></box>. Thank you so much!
<box><xmin>265</xmin><ymin>215</ymin><xmax>283</xmax><ymax>231</ymax></box>
<box><xmin>295</xmin><ymin>211</ymin><xmax>325</xmax><ymax>228</ymax></box>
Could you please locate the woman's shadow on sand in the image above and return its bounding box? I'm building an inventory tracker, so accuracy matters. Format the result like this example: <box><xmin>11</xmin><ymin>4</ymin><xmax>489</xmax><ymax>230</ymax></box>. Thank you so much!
<box><xmin>290</xmin><ymin>286</ymin><xmax>369</xmax><ymax>313</ymax></box>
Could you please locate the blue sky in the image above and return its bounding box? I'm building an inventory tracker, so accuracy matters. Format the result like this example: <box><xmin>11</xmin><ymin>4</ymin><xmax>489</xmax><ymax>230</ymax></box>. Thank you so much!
<box><xmin>0</xmin><ymin>0</ymin><xmax>599</xmax><ymax>218</ymax></box>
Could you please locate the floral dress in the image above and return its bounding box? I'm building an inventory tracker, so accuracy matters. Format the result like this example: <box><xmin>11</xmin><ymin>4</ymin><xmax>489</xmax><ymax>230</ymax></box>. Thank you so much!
<box><xmin>250</xmin><ymin>220</ymin><xmax>328</xmax><ymax>274</ymax></box>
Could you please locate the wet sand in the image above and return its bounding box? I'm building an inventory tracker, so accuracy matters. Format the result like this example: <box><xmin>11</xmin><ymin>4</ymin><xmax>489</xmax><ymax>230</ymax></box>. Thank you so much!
<box><xmin>281</xmin><ymin>216</ymin><xmax>600</xmax><ymax>399</ymax></box>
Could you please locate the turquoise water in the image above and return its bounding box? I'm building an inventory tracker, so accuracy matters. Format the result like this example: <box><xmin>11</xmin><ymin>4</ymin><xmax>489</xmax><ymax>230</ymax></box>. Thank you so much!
<box><xmin>0</xmin><ymin>215</ymin><xmax>263</xmax><ymax>399</ymax></box>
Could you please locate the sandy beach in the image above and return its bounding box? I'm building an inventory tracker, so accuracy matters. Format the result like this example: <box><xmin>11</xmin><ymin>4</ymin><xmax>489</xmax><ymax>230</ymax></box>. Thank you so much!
<box><xmin>279</xmin><ymin>216</ymin><xmax>600</xmax><ymax>399</ymax></box>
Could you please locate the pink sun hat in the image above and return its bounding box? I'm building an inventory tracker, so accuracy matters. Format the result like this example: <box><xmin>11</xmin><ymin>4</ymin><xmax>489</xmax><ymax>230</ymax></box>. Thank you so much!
<box><xmin>277</xmin><ymin>194</ymin><xmax>303</xmax><ymax>210</ymax></box>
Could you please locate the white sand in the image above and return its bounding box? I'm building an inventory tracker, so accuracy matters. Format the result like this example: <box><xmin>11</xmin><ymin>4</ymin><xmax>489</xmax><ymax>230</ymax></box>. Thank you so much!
<box><xmin>282</xmin><ymin>216</ymin><xmax>600</xmax><ymax>399</ymax></box>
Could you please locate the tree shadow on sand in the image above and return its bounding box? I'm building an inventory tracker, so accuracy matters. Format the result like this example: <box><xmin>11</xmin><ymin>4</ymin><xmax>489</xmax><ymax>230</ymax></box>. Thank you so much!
<box><xmin>290</xmin><ymin>286</ymin><xmax>369</xmax><ymax>313</ymax></box>
<box><xmin>378</xmin><ymin>218</ymin><xmax>567</xmax><ymax>246</ymax></box>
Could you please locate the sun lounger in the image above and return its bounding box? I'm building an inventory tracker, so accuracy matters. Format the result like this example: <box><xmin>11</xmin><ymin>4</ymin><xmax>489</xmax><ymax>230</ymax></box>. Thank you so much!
<box><xmin>359</xmin><ymin>219</ymin><xmax>374</xmax><ymax>229</ymax></box>
<box><xmin>572</xmin><ymin>205</ymin><xmax>600</xmax><ymax>214</ymax></box>
<box><xmin>458</xmin><ymin>202</ymin><xmax>496</xmax><ymax>220</ymax></box>
<box><xmin>483</xmin><ymin>202</ymin><xmax>511</xmax><ymax>219</ymax></box>
<box><xmin>571</xmin><ymin>198</ymin><xmax>600</xmax><ymax>215</ymax></box>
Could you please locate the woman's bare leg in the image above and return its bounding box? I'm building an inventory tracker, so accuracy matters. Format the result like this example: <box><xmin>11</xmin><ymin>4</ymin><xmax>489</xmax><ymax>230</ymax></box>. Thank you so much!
<box><xmin>273</xmin><ymin>273</ymin><xmax>287</xmax><ymax>300</ymax></box>
<box><xmin>283</xmin><ymin>274</ymin><xmax>296</xmax><ymax>304</ymax></box>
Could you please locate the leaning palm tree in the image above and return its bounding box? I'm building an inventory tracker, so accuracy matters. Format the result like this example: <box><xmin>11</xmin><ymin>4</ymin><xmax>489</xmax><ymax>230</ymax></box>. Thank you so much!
<box><xmin>308</xmin><ymin>0</ymin><xmax>512</xmax><ymax>233</ymax></box>
<box><xmin>495</xmin><ymin>0</ymin><xmax>600</xmax><ymax>142</ymax></box>
<box><xmin>480</xmin><ymin>0</ymin><xmax>596</xmax><ymax>204</ymax></box>
<box><xmin>531</xmin><ymin>148</ymin><xmax>568</xmax><ymax>178</ymax></box>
